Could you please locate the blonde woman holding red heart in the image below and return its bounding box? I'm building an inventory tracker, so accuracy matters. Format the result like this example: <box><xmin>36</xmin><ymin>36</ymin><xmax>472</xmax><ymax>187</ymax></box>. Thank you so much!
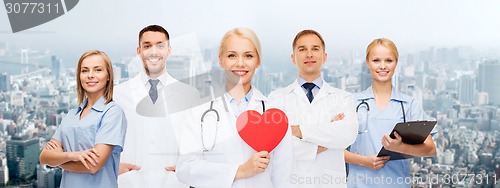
<box><xmin>175</xmin><ymin>27</ymin><xmax>293</xmax><ymax>188</ymax></box>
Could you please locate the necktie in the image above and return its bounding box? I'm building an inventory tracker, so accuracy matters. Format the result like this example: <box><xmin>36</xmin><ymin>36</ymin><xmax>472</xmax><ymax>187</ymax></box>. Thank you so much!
<box><xmin>302</xmin><ymin>83</ymin><xmax>316</xmax><ymax>103</ymax></box>
<box><xmin>149</xmin><ymin>79</ymin><xmax>159</xmax><ymax>104</ymax></box>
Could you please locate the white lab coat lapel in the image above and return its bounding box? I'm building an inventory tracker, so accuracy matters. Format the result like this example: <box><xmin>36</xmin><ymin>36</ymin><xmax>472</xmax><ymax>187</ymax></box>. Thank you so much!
<box><xmin>128</xmin><ymin>72</ymin><xmax>149</xmax><ymax>108</ymax></box>
<box><xmin>314</xmin><ymin>82</ymin><xmax>336</xmax><ymax>104</ymax></box>
<box><xmin>286</xmin><ymin>78</ymin><xmax>337</xmax><ymax>105</ymax></box>
<box><xmin>289</xmin><ymin>81</ymin><xmax>310</xmax><ymax>104</ymax></box>
<box><xmin>247</xmin><ymin>87</ymin><xmax>266</xmax><ymax>113</ymax></box>
<box><xmin>160</xmin><ymin>73</ymin><xmax>179</xmax><ymax>104</ymax></box>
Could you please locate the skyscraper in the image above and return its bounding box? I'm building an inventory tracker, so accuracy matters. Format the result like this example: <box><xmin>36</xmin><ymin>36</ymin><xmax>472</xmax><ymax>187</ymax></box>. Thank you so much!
<box><xmin>0</xmin><ymin>156</ymin><xmax>8</xmax><ymax>186</ymax></box>
<box><xmin>0</xmin><ymin>72</ymin><xmax>10</xmax><ymax>92</ymax></box>
<box><xmin>359</xmin><ymin>62</ymin><xmax>371</xmax><ymax>91</ymax></box>
<box><xmin>6</xmin><ymin>136</ymin><xmax>39</xmax><ymax>183</ymax></box>
<box><xmin>37</xmin><ymin>165</ymin><xmax>62</xmax><ymax>188</ymax></box>
<box><xmin>458</xmin><ymin>75</ymin><xmax>475</xmax><ymax>105</ymax></box>
<box><xmin>51</xmin><ymin>56</ymin><xmax>63</xmax><ymax>79</ymax></box>
<box><xmin>114</xmin><ymin>62</ymin><xmax>129</xmax><ymax>80</ymax></box>
<box><xmin>475</xmin><ymin>92</ymin><xmax>489</xmax><ymax>106</ymax></box>
<box><xmin>477</xmin><ymin>60</ymin><xmax>500</xmax><ymax>105</ymax></box>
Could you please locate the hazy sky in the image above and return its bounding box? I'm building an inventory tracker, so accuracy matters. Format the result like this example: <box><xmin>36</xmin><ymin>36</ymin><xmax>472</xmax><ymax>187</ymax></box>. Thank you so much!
<box><xmin>1</xmin><ymin>0</ymin><xmax>499</xmax><ymax>68</ymax></box>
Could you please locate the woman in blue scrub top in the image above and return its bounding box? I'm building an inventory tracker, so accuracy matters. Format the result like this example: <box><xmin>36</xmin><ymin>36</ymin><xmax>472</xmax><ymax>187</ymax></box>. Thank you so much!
<box><xmin>40</xmin><ymin>50</ymin><xmax>127</xmax><ymax>188</ymax></box>
<box><xmin>344</xmin><ymin>38</ymin><xmax>436</xmax><ymax>188</ymax></box>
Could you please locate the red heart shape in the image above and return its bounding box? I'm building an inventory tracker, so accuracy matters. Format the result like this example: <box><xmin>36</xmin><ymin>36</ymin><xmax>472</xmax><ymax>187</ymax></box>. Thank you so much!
<box><xmin>236</xmin><ymin>108</ymin><xmax>288</xmax><ymax>152</ymax></box>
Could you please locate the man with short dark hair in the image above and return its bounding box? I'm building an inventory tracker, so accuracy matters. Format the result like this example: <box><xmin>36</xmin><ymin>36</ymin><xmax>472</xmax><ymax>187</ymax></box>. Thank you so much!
<box><xmin>268</xmin><ymin>29</ymin><xmax>358</xmax><ymax>188</ymax></box>
<box><xmin>114</xmin><ymin>25</ymin><xmax>198</xmax><ymax>188</ymax></box>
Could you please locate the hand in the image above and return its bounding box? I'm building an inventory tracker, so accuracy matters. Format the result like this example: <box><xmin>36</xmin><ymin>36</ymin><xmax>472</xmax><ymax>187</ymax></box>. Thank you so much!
<box><xmin>330</xmin><ymin>113</ymin><xmax>345</xmax><ymax>122</ymax></box>
<box><xmin>67</xmin><ymin>148</ymin><xmax>100</xmax><ymax>170</ymax></box>
<box><xmin>291</xmin><ymin>125</ymin><xmax>302</xmax><ymax>139</ymax></box>
<box><xmin>165</xmin><ymin>166</ymin><xmax>176</xmax><ymax>172</ymax></box>
<box><xmin>235</xmin><ymin>151</ymin><xmax>270</xmax><ymax>180</ymax></box>
<box><xmin>119</xmin><ymin>163</ymin><xmax>141</xmax><ymax>175</ymax></box>
<box><xmin>362</xmin><ymin>155</ymin><xmax>390</xmax><ymax>170</ymax></box>
<box><xmin>382</xmin><ymin>131</ymin><xmax>403</xmax><ymax>152</ymax></box>
<box><xmin>317</xmin><ymin>146</ymin><xmax>328</xmax><ymax>154</ymax></box>
<box><xmin>45</xmin><ymin>140</ymin><xmax>63</xmax><ymax>152</ymax></box>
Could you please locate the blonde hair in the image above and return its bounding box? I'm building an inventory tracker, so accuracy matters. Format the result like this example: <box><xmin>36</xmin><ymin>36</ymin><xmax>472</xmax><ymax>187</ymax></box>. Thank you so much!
<box><xmin>218</xmin><ymin>27</ymin><xmax>262</xmax><ymax>62</ymax></box>
<box><xmin>76</xmin><ymin>50</ymin><xmax>114</xmax><ymax>104</ymax></box>
<box><xmin>366</xmin><ymin>38</ymin><xmax>399</xmax><ymax>61</ymax></box>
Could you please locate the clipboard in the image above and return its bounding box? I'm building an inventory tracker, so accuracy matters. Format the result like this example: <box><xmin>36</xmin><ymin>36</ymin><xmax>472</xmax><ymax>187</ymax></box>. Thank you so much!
<box><xmin>377</xmin><ymin>120</ymin><xmax>437</xmax><ymax>160</ymax></box>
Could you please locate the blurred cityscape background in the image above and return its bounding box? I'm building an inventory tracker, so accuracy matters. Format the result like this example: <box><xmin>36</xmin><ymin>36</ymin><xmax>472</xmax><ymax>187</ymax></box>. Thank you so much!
<box><xmin>0</xmin><ymin>38</ymin><xmax>499</xmax><ymax>187</ymax></box>
<box><xmin>1</xmin><ymin>0</ymin><xmax>499</xmax><ymax>187</ymax></box>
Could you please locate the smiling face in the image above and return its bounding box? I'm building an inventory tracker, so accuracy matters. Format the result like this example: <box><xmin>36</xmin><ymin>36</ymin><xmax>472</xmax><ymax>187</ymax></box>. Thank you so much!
<box><xmin>137</xmin><ymin>31</ymin><xmax>171</xmax><ymax>78</ymax></box>
<box><xmin>366</xmin><ymin>44</ymin><xmax>398</xmax><ymax>83</ymax></box>
<box><xmin>79</xmin><ymin>55</ymin><xmax>109</xmax><ymax>98</ymax></box>
<box><xmin>292</xmin><ymin>34</ymin><xmax>327</xmax><ymax>81</ymax></box>
<box><xmin>219</xmin><ymin>35</ymin><xmax>260</xmax><ymax>87</ymax></box>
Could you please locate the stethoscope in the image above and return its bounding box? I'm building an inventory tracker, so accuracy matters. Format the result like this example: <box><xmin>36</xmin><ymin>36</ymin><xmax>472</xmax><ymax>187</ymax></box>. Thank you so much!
<box><xmin>356</xmin><ymin>99</ymin><xmax>406</xmax><ymax>134</ymax></box>
<box><xmin>200</xmin><ymin>97</ymin><xmax>266</xmax><ymax>152</ymax></box>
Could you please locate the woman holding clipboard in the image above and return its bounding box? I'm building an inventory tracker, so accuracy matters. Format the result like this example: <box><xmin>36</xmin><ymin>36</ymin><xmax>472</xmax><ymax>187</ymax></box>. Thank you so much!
<box><xmin>344</xmin><ymin>38</ymin><xmax>437</xmax><ymax>188</ymax></box>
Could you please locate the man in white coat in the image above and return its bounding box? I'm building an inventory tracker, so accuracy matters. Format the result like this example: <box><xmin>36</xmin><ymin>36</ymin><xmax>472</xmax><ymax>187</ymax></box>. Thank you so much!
<box><xmin>268</xmin><ymin>30</ymin><xmax>358</xmax><ymax>188</ymax></box>
<box><xmin>114</xmin><ymin>25</ymin><xmax>199</xmax><ymax>188</ymax></box>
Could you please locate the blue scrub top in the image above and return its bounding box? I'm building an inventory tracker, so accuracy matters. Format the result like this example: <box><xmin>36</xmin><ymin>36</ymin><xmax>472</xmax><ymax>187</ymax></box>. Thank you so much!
<box><xmin>52</xmin><ymin>97</ymin><xmax>127</xmax><ymax>188</ymax></box>
<box><xmin>347</xmin><ymin>86</ymin><xmax>436</xmax><ymax>188</ymax></box>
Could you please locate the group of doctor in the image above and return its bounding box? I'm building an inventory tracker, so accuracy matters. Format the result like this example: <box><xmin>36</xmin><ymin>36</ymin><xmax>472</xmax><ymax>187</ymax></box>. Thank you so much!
<box><xmin>39</xmin><ymin>24</ymin><xmax>436</xmax><ymax>188</ymax></box>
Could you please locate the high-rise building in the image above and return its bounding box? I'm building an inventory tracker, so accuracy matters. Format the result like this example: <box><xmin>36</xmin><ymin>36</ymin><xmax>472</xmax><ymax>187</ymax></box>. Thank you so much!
<box><xmin>6</xmin><ymin>136</ymin><xmax>39</xmax><ymax>183</ymax></box>
<box><xmin>359</xmin><ymin>62</ymin><xmax>371</xmax><ymax>90</ymax></box>
<box><xmin>0</xmin><ymin>72</ymin><xmax>10</xmax><ymax>92</ymax></box>
<box><xmin>254</xmin><ymin>65</ymin><xmax>268</xmax><ymax>95</ymax></box>
<box><xmin>168</xmin><ymin>55</ymin><xmax>192</xmax><ymax>82</ymax></box>
<box><xmin>434</xmin><ymin>47</ymin><xmax>459</xmax><ymax>65</ymax></box>
<box><xmin>477</xmin><ymin>60</ymin><xmax>500</xmax><ymax>105</ymax></box>
<box><xmin>114</xmin><ymin>62</ymin><xmax>129</xmax><ymax>80</ymax></box>
<box><xmin>113</xmin><ymin>65</ymin><xmax>122</xmax><ymax>84</ymax></box>
<box><xmin>37</xmin><ymin>165</ymin><xmax>62</xmax><ymax>188</ymax></box>
<box><xmin>51</xmin><ymin>56</ymin><xmax>63</xmax><ymax>79</ymax></box>
<box><xmin>0</xmin><ymin>156</ymin><xmax>9</xmax><ymax>186</ymax></box>
<box><xmin>458</xmin><ymin>75</ymin><xmax>475</xmax><ymax>105</ymax></box>
<box><xmin>475</xmin><ymin>92</ymin><xmax>489</xmax><ymax>106</ymax></box>
<box><xmin>443</xmin><ymin>149</ymin><xmax>454</xmax><ymax>165</ymax></box>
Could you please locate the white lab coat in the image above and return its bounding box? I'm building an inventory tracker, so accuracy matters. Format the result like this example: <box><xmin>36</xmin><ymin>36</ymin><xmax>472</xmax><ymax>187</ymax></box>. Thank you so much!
<box><xmin>175</xmin><ymin>88</ymin><xmax>293</xmax><ymax>188</ymax></box>
<box><xmin>268</xmin><ymin>79</ymin><xmax>358</xmax><ymax>188</ymax></box>
<box><xmin>114</xmin><ymin>71</ymin><xmax>198</xmax><ymax>188</ymax></box>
